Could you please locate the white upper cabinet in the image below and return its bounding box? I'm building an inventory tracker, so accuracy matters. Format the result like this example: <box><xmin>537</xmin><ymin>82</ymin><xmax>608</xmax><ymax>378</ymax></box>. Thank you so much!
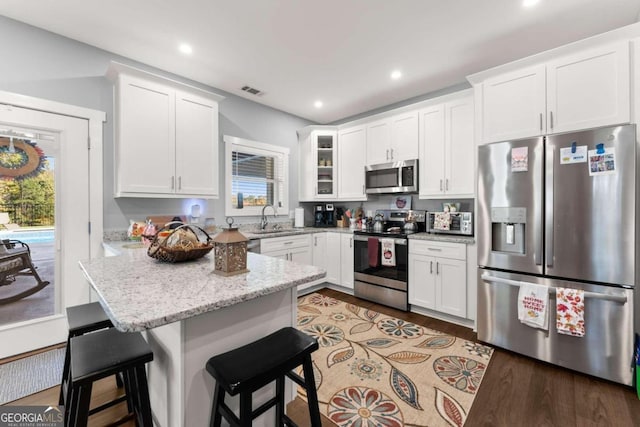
<box><xmin>390</xmin><ymin>111</ymin><xmax>420</xmax><ymax>162</ymax></box>
<box><xmin>108</xmin><ymin>62</ymin><xmax>224</xmax><ymax>198</ymax></box>
<box><xmin>365</xmin><ymin>119</ymin><xmax>391</xmax><ymax>165</ymax></box>
<box><xmin>419</xmin><ymin>93</ymin><xmax>474</xmax><ymax>198</ymax></box>
<box><xmin>298</xmin><ymin>128</ymin><xmax>338</xmax><ymax>201</ymax></box>
<box><xmin>546</xmin><ymin>42</ymin><xmax>630</xmax><ymax>134</ymax></box>
<box><xmin>365</xmin><ymin>112</ymin><xmax>419</xmax><ymax>165</ymax></box>
<box><xmin>337</xmin><ymin>125</ymin><xmax>367</xmax><ymax>201</ymax></box>
<box><xmin>481</xmin><ymin>65</ymin><xmax>546</xmax><ymax>143</ymax></box>
<box><xmin>478</xmin><ymin>41</ymin><xmax>630</xmax><ymax>144</ymax></box>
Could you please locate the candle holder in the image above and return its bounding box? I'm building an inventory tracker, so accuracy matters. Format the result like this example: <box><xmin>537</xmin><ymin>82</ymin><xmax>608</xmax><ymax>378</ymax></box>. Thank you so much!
<box><xmin>212</xmin><ymin>217</ymin><xmax>249</xmax><ymax>276</ymax></box>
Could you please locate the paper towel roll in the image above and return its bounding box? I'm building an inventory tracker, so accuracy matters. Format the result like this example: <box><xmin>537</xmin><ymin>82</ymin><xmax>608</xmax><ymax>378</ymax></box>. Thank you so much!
<box><xmin>294</xmin><ymin>208</ymin><xmax>305</xmax><ymax>228</ymax></box>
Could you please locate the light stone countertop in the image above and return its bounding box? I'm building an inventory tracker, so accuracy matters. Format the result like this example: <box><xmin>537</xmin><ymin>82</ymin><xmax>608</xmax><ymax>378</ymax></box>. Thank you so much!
<box><xmin>80</xmin><ymin>245</ymin><xmax>326</xmax><ymax>332</ymax></box>
<box><xmin>241</xmin><ymin>226</ymin><xmax>353</xmax><ymax>240</ymax></box>
<box><xmin>408</xmin><ymin>232</ymin><xmax>475</xmax><ymax>244</ymax></box>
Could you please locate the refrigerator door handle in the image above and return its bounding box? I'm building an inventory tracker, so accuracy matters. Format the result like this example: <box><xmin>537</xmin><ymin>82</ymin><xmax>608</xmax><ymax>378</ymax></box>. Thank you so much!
<box><xmin>545</xmin><ymin>146</ymin><xmax>554</xmax><ymax>268</ymax></box>
<box><xmin>480</xmin><ymin>273</ymin><xmax>628</xmax><ymax>304</ymax></box>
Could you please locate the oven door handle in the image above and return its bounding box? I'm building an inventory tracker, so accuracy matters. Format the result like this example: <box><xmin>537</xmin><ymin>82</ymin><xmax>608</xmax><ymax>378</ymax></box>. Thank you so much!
<box><xmin>353</xmin><ymin>235</ymin><xmax>408</xmax><ymax>245</ymax></box>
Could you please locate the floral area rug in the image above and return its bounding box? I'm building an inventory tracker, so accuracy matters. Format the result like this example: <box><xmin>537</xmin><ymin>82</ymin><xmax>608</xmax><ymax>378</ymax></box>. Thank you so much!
<box><xmin>296</xmin><ymin>293</ymin><xmax>493</xmax><ymax>427</ymax></box>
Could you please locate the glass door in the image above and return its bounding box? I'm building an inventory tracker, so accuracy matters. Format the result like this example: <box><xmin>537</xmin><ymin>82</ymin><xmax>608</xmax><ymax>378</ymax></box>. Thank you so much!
<box><xmin>315</xmin><ymin>132</ymin><xmax>336</xmax><ymax>198</ymax></box>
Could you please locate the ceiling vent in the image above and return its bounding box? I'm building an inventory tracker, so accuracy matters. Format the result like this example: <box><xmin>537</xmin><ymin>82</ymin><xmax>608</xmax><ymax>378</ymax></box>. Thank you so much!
<box><xmin>241</xmin><ymin>85</ymin><xmax>264</xmax><ymax>96</ymax></box>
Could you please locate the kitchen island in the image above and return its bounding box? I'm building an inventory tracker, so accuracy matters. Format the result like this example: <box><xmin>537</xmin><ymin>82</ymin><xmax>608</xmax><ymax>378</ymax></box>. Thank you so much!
<box><xmin>79</xmin><ymin>246</ymin><xmax>325</xmax><ymax>427</ymax></box>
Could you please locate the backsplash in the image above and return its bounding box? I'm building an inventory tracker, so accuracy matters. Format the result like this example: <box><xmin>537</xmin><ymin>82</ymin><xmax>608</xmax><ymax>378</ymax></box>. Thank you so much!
<box><xmin>299</xmin><ymin>195</ymin><xmax>474</xmax><ymax>226</ymax></box>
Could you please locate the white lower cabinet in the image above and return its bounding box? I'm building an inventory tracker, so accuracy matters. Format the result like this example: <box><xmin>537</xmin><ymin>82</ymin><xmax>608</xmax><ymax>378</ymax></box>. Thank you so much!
<box><xmin>260</xmin><ymin>234</ymin><xmax>312</xmax><ymax>264</ymax></box>
<box><xmin>408</xmin><ymin>240</ymin><xmax>467</xmax><ymax>318</ymax></box>
<box><xmin>340</xmin><ymin>233</ymin><xmax>354</xmax><ymax>289</ymax></box>
<box><xmin>325</xmin><ymin>232</ymin><xmax>342</xmax><ymax>284</ymax></box>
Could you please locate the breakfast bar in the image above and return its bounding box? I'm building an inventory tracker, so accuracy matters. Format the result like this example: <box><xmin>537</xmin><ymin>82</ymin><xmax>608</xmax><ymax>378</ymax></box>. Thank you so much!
<box><xmin>78</xmin><ymin>246</ymin><xmax>325</xmax><ymax>427</ymax></box>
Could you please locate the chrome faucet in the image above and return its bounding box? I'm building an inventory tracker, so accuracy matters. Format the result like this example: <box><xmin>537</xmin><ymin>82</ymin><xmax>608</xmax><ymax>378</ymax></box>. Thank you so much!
<box><xmin>260</xmin><ymin>204</ymin><xmax>277</xmax><ymax>230</ymax></box>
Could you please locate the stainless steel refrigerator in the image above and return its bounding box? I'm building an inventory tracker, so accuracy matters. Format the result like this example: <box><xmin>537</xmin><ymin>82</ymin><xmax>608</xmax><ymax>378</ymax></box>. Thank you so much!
<box><xmin>477</xmin><ymin>124</ymin><xmax>637</xmax><ymax>385</ymax></box>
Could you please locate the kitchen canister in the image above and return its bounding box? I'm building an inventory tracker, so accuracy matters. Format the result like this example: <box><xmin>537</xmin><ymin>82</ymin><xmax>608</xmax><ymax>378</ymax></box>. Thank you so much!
<box><xmin>294</xmin><ymin>208</ymin><xmax>305</xmax><ymax>228</ymax></box>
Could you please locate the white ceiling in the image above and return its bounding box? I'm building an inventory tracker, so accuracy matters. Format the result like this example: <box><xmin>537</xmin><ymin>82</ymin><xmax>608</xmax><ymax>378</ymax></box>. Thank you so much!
<box><xmin>1</xmin><ymin>0</ymin><xmax>640</xmax><ymax>124</ymax></box>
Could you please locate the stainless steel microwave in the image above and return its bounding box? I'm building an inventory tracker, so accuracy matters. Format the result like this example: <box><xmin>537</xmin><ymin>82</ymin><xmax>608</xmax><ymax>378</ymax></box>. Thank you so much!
<box><xmin>365</xmin><ymin>159</ymin><xmax>418</xmax><ymax>194</ymax></box>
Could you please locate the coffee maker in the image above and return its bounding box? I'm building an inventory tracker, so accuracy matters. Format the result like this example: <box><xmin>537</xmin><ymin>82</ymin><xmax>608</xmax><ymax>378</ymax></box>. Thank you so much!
<box><xmin>314</xmin><ymin>204</ymin><xmax>336</xmax><ymax>227</ymax></box>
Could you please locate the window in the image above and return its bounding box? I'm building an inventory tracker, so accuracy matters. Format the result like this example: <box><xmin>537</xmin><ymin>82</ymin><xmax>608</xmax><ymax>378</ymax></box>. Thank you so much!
<box><xmin>224</xmin><ymin>135</ymin><xmax>289</xmax><ymax>217</ymax></box>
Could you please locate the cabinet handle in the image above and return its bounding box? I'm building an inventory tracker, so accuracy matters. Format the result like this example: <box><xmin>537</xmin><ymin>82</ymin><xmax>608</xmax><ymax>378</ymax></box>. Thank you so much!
<box><xmin>436</xmin><ymin>262</ymin><xmax>440</xmax><ymax>275</ymax></box>
<box><xmin>350</xmin><ymin>238</ymin><xmax>353</xmax><ymax>248</ymax></box>
<box><xmin>386</xmin><ymin>149</ymin><xmax>389</xmax><ymax>160</ymax></box>
<box><xmin>178</xmin><ymin>176</ymin><xmax>182</xmax><ymax>190</ymax></box>
<box><xmin>314</xmin><ymin>237</ymin><xmax>318</xmax><ymax>246</ymax></box>
<box><xmin>427</xmin><ymin>247</ymin><xmax>442</xmax><ymax>252</ymax></box>
<box><xmin>390</xmin><ymin>148</ymin><xmax>394</xmax><ymax>159</ymax></box>
<box><xmin>430</xmin><ymin>261</ymin><xmax>433</xmax><ymax>274</ymax></box>
<box><xmin>445</xmin><ymin>179</ymin><xmax>449</xmax><ymax>191</ymax></box>
<box><xmin>539</xmin><ymin>113</ymin><xmax>543</xmax><ymax>131</ymax></box>
<box><xmin>284</xmin><ymin>241</ymin><xmax>293</xmax><ymax>245</ymax></box>
<box><xmin>550</xmin><ymin>111</ymin><xmax>554</xmax><ymax>130</ymax></box>
<box><xmin>362</xmin><ymin>185</ymin><xmax>364</xmax><ymax>194</ymax></box>
<box><xmin>439</xmin><ymin>179</ymin><xmax>443</xmax><ymax>191</ymax></box>
<box><xmin>171</xmin><ymin>176</ymin><xmax>175</xmax><ymax>190</ymax></box>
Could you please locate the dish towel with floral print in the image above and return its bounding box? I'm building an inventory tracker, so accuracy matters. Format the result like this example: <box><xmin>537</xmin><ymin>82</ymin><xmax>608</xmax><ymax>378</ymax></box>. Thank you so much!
<box><xmin>380</xmin><ymin>238</ymin><xmax>396</xmax><ymax>267</ymax></box>
<box><xmin>556</xmin><ymin>287</ymin><xmax>585</xmax><ymax>337</ymax></box>
<box><xmin>517</xmin><ymin>282</ymin><xmax>549</xmax><ymax>330</ymax></box>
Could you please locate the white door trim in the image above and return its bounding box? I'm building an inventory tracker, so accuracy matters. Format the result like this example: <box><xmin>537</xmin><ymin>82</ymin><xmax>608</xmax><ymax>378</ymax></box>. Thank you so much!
<box><xmin>0</xmin><ymin>90</ymin><xmax>105</xmax><ymax>260</ymax></box>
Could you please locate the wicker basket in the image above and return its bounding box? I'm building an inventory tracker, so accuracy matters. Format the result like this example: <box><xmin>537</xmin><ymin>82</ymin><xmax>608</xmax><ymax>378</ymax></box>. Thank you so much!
<box><xmin>147</xmin><ymin>222</ymin><xmax>213</xmax><ymax>263</ymax></box>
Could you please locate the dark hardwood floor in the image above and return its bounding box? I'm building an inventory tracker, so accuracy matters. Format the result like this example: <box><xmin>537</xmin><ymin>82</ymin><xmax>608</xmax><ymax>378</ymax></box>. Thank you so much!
<box><xmin>4</xmin><ymin>287</ymin><xmax>640</xmax><ymax>426</ymax></box>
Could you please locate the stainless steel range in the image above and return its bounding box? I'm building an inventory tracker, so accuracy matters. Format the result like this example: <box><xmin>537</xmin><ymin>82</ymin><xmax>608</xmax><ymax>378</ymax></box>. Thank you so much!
<box><xmin>353</xmin><ymin>210</ymin><xmax>425</xmax><ymax>311</ymax></box>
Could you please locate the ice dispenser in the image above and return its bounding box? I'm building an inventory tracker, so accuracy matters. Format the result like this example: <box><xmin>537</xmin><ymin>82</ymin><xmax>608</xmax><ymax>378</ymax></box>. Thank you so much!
<box><xmin>491</xmin><ymin>207</ymin><xmax>526</xmax><ymax>254</ymax></box>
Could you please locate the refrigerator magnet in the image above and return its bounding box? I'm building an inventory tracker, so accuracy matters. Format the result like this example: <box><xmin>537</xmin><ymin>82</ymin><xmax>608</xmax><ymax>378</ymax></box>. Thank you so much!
<box><xmin>588</xmin><ymin>146</ymin><xmax>616</xmax><ymax>176</ymax></box>
<box><xmin>560</xmin><ymin>145</ymin><xmax>587</xmax><ymax>164</ymax></box>
<box><xmin>511</xmin><ymin>146</ymin><xmax>528</xmax><ymax>172</ymax></box>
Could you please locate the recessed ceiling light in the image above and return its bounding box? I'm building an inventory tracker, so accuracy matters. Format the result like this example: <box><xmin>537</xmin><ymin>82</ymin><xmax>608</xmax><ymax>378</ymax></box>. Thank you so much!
<box><xmin>391</xmin><ymin>70</ymin><xmax>402</xmax><ymax>80</ymax></box>
<box><xmin>179</xmin><ymin>43</ymin><xmax>193</xmax><ymax>55</ymax></box>
<box><xmin>522</xmin><ymin>0</ymin><xmax>539</xmax><ymax>7</ymax></box>
<box><xmin>314</xmin><ymin>101</ymin><xmax>323</xmax><ymax>108</ymax></box>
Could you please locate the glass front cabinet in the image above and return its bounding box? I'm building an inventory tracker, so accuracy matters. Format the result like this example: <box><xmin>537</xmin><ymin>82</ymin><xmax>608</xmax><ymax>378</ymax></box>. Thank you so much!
<box><xmin>298</xmin><ymin>127</ymin><xmax>337</xmax><ymax>201</ymax></box>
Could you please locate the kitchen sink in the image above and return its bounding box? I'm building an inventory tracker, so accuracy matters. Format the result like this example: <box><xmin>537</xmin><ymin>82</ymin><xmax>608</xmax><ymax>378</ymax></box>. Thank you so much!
<box><xmin>250</xmin><ymin>229</ymin><xmax>290</xmax><ymax>235</ymax></box>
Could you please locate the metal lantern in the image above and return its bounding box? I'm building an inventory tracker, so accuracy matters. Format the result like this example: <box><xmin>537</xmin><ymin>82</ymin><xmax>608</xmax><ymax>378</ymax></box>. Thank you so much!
<box><xmin>213</xmin><ymin>217</ymin><xmax>249</xmax><ymax>276</ymax></box>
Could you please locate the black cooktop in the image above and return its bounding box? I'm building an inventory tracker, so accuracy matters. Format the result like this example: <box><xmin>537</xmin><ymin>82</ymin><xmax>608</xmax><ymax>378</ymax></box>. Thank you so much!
<box><xmin>354</xmin><ymin>229</ymin><xmax>416</xmax><ymax>239</ymax></box>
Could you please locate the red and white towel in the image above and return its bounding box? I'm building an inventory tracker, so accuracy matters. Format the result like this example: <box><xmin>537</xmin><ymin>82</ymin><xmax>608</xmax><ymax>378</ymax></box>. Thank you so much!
<box><xmin>433</xmin><ymin>212</ymin><xmax>451</xmax><ymax>231</ymax></box>
<box><xmin>517</xmin><ymin>282</ymin><xmax>549</xmax><ymax>330</ymax></box>
<box><xmin>556</xmin><ymin>287</ymin><xmax>585</xmax><ymax>337</ymax></box>
<box><xmin>380</xmin><ymin>238</ymin><xmax>396</xmax><ymax>267</ymax></box>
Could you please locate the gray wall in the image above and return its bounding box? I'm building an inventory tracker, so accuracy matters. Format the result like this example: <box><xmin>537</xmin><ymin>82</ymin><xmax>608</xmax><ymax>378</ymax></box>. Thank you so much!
<box><xmin>0</xmin><ymin>16</ymin><xmax>312</xmax><ymax>231</ymax></box>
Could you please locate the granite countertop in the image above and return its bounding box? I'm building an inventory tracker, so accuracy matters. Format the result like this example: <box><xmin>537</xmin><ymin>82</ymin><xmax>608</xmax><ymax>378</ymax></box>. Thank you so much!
<box><xmin>80</xmin><ymin>247</ymin><xmax>325</xmax><ymax>332</ymax></box>
<box><xmin>408</xmin><ymin>232</ymin><xmax>476</xmax><ymax>244</ymax></box>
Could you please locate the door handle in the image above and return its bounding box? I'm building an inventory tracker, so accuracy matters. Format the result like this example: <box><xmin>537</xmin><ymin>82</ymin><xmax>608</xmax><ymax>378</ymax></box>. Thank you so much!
<box><xmin>539</xmin><ymin>113</ymin><xmax>543</xmax><ymax>131</ymax></box>
<box><xmin>545</xmin><ymin>147</ymin><xmax>554</xmax><ymax>268</ymax></box>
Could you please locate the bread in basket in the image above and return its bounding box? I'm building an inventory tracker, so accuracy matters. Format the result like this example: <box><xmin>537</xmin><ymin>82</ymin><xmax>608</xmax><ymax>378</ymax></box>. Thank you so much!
<box><xmin>147</xmin><ymin>222</ymin><xmax>213</xmax><ymax>262</ymax></box>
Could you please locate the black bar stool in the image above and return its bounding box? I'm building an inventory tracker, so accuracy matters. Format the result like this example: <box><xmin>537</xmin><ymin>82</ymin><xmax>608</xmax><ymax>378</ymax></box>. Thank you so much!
<box><xmin>59</xmin><ymin>302</ymin><xmax>118</xmax><ymax>406</ymax></box>
<box><xmin>64</xmin><ymin>327</ymin><xmax>154</xmax><ymax>427</ymax></box>
<box><xmin>205</xmin><ymin>326</ymin><xmax>321</xmax><ymax>427</ymax></box>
